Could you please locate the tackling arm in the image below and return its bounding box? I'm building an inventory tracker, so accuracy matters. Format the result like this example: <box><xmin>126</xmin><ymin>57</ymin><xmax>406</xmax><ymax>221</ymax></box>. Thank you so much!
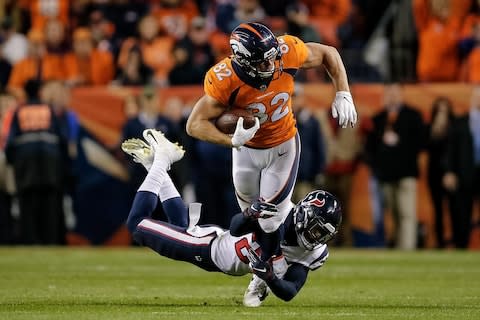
<box><xmin>186</xmin><ymin>95</ymin><xmax>233</xmax><ymax>147</ymax></box>
<box><xmin>267</xmin><ymin>263</ymin><xmax>309</xmax><ymax>301</ymax></box>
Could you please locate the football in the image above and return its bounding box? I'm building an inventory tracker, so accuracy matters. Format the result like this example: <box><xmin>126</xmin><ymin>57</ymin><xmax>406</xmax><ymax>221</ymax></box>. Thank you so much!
<box><xmin>215</xmin><ymin>108</ymin><xmax>256</xmax><ymax>135</ymax></box>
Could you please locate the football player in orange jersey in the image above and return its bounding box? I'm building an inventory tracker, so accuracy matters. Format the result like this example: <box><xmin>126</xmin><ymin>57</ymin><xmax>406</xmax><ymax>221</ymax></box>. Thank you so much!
<box><xmin>186</xmin><ymin>22</ymin><xmax>356</xmax><ymax>306</ymax></box>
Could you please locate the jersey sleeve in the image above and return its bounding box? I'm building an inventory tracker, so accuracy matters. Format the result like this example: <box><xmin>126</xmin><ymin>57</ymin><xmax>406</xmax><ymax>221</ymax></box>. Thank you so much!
<box><xmin>279</xmin><ymin>35</ymin><xmax>309</xmax><ymax>68</ymax></box>
<box><xmin>281</xmin><ymin>244</ymin><xmax>329</xmax><ymax>271</ymax></box>
<box><xmin>203</xmin><ymin>59</ymin><xmax>233</xmax><ymax>106</ymax></box>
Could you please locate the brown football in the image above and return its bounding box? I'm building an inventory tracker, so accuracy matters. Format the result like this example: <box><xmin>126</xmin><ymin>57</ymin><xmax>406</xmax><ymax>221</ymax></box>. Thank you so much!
<box><xmin>215</xmin><ymin>108</ymin><xmax>256</xmax><ymax>135</ymax></box>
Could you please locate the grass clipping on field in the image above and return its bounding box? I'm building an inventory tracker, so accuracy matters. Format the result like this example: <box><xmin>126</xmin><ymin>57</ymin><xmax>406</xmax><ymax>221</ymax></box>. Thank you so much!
<box><xmin>0</xmin><ymin>248</ymin><xmax>479</xmax><ymax>320</ymax></box>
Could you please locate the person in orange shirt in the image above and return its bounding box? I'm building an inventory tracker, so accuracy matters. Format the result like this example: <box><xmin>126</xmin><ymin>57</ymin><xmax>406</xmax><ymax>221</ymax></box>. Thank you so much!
<box><xmin>63</xmin><ymin>28</ymin><xmax>114</xmax><ymax>86</ymax></box>
<box><xmin>7</xmin><ymin>29</ymin><xmax>63</xmax><ymax>99</ymax></box>
<box><xmin>150</xmin><ymin>0</ymin><xmax>199</xmax><ymax>40</ymax></box>
<box><xmin>29</xmin><ymin>0</ymin><xmax>69</xmax><ymax>31</ymax></box>
<box><xmin>413</xmin><ymin>0</ymin><xmax>467</xmax><ymax>81</ymax></box>
<box><xmin>186</xmin><ymin>22</ymin><xmax>357</xmax><ymax>307</ymax></box>
<box><xmin>300</xmin><ymin>0</ymin><xmax>351</xmax><ymax>47</ymax></box>
<box><xmin>118</xmin><ymin>15</ymin><xmax>174</xmax><ymax>86</ymax></box>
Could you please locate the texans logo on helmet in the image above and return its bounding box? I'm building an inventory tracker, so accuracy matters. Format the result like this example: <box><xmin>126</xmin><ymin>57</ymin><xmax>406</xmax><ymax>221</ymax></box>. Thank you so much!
<box><xmin>308</xmin><ymin>198</ymin><xmax>325</xmax><ymax>208</ymax></box>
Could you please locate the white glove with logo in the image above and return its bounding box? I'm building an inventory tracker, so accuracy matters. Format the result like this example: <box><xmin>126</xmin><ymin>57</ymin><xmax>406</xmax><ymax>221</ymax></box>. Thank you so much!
<box><xmin>231</xmin><ymin>117</ymin><xmax>260</xmax><ymax>148</ymax></box>
<box><xmin>332</xmin><ymin>91</ymin><xmax>358</xmax><ymax>128</ymax></box>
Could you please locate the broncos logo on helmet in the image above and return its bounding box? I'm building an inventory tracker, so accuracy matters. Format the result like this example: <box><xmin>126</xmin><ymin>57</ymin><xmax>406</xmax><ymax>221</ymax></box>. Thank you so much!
<box><xmin>293</xmin><ymin>190</ymin><xmax>342</xmax><ymax>250</ymax></box>
<box><xmin>229</xmin><ymin>22</ymin><xmax>282</xmax><ymax>81</ymax></box>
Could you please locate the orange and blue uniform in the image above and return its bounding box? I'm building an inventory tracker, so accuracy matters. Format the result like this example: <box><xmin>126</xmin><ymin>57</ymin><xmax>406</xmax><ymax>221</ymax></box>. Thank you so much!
<box><xmin>204</xmin><ymin>35</ymin><xmax>309</xmax><ymax>148</ymax></box>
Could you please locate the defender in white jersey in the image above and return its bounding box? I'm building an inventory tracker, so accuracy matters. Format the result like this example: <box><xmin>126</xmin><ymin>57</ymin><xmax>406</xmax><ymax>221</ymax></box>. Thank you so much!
<box><xmin>122</xmin><ymin>129</ymin><xmax>342</xmax><ymax>306</ymax></box>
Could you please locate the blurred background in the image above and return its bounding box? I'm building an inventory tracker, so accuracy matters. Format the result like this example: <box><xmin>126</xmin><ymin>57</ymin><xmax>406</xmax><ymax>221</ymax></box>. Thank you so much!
<box><xmin>0</xmin><ymin>0</ymin><xmax>479</xmax><ymax>250</ymax></box>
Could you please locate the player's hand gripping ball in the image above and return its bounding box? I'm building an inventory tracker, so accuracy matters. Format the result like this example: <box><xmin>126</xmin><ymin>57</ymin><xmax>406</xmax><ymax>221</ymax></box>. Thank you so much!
<box><xmin>215</xmin><ymin>108</ymin><xmax>257</xmax><ymax>135</ymax></box>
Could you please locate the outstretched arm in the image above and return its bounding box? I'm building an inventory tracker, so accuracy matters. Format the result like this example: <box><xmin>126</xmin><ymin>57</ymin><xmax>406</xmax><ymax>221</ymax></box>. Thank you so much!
<box><xmin>303</xmin><ymin>42</ymin><xmax>350</xmax><ymax>93</ymax></box>
<box><xmin>302</xmin><ymin>42</ymin><xmax>357</xmax><ymax>128</ymax></box>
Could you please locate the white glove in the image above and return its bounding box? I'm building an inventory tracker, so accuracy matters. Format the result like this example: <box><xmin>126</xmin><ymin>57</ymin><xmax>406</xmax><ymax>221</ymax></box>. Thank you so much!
<box><xmin>332</xmin><ymin>91</ymin><xmax>358</xmax><ymax>128</ymax></box>
<box><xmin>231</xmin><ymin>117</ymin><xmax>260</xmax><ymax>148</ymax></box>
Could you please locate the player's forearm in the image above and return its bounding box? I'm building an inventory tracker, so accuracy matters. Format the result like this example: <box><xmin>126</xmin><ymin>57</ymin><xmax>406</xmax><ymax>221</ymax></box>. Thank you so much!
<box><xmin>323</xmin><ymin>46</ymin><xmax>350</xmax><ymax>93</ymax></box>
<box><xmin>266</xmin><ymin>277</ymin><xmax>299</xmax><ymax>301</ymax></box>
<box><xmin>229</xmin><ymin>212</ymin><xmax>257</xmax><ymax>236</ymax></box>
<box><xmin>186</xmin><ymin>118</ymin><xmax>233</xmax><ymax>147</ymax></box>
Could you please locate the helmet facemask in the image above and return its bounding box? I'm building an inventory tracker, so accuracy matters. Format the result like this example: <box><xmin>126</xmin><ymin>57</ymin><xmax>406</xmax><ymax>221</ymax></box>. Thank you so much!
<box><xmin>294</xmin><ymin>203</ymin><xmax>339</xmax><ymax>251</ymax></box>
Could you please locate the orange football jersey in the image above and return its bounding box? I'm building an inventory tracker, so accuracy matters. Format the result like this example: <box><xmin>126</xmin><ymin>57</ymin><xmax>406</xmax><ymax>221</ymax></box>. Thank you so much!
<box><xmin>204</xmin><ymin>35</ymin><xmax>309</xmax><ymax>148</ymax></box>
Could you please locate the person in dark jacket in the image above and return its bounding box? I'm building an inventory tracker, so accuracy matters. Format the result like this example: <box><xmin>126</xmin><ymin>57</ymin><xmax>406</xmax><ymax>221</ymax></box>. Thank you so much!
<box><xmin>365</xmin><ymin>83</ymin><xmax>425</xmax><ymax>250</ymax></box>
<box><xmin>5</xmin><ymin>79</ymin><xmax>67</xmax><ymax>244</ymax></box>
<box><xmin>426</xmin><ymin>97</ymin><xmax>455</xmax><ymax>248</ymax></box>
<box><xmin>442</xmin><ymin>86</ymin><xmax>480</xmax><ymax>248</ymax></box>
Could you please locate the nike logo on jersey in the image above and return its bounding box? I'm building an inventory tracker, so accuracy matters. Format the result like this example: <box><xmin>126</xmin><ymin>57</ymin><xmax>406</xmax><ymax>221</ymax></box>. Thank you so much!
<box><xmin>278</xmin><ymin>151</ymin><xmax>287</xmax><ymax>157</ymax></box>
<box><xmin>256</xmin><ymin>91</ymin><xmax>274</xmax><ymax>100</ymax></box>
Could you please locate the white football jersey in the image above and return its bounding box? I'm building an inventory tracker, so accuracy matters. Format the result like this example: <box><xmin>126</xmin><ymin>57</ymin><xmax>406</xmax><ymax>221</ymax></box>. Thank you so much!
<box><xmin>209</xmin><ymin>229</ymin><xmax>329</xmax><ymax>276</ymax></box>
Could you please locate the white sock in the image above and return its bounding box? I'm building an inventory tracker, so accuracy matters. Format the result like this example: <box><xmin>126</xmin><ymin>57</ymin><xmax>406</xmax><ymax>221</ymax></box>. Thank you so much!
<box><xmin>158</xmin><ymin>174</ymin><xmax>180</xmax><ymax>202</ymax></box>
<box><xmin>138</xmin><ymin>160</ymin><xmax>167</xmax><ymax>195</ymax></box>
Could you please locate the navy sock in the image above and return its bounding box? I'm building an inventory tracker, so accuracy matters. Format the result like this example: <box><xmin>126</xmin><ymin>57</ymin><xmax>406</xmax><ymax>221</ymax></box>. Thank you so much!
<box><xmin>126</xmin><ymin>191</ymin><xmax>158</xmax><ymax>233</ymax></box>
<box><xmin>162</xmin><ymin>197</ymin><xmax>188</xmax><ymax>228</ymax></box>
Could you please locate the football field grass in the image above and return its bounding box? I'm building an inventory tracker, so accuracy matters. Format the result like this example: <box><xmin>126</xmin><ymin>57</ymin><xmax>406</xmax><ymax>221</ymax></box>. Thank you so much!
<box><xmin>0</xmin><ymin>248</ymin><xmax>479</xmax><ymax>320</ymax></box>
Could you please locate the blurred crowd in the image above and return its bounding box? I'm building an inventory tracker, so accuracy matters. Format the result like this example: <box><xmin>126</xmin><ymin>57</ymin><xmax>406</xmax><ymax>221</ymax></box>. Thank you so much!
<box><xmin>3</xmin><ymin>0</ymin><xmax>480</xmax><ymax>93</ymax></box>
<box><xmin>0</xmin><ymin>0</ymin><xmax>479</xmax><ymax>249</ymax></box>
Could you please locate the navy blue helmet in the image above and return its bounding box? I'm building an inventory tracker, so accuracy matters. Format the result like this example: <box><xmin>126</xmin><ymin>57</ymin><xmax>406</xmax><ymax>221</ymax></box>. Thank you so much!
<box><xmin>229</xmin><ymin>22</ymin><xmax>282</xmax><ymax>80</ymax></box>
<box><xmin>293</xmin><ymin>190</ymin><xmax>342</xmax><ymax>250</ymax></box>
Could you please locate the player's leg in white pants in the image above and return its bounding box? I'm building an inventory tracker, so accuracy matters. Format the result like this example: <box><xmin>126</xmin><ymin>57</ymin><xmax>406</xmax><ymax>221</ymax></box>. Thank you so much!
<box><xmin>232</xmin><ymin>133</ymin><xmax>300</xmax><ymax>233</ymax></box>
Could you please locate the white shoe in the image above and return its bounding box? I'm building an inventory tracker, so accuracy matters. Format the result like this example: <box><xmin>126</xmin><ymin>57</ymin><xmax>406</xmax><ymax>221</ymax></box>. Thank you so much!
<box><xmin>143</xmin><ymin>129</ymin><xmax>185</xmax><ymax>170</ymax></box>
<box><xmin>121</xmin><ymin>138</ymin><xmax>153</xmax><ymax>170</ymax></box>
<box><xmin>243</xmin><ymin>275</ymin><xmax>268</xmax><ymax>307</ymax></box>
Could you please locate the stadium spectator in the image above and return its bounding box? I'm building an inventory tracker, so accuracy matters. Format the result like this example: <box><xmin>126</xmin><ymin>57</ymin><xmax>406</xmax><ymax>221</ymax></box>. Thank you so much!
<box><xmin>412</xmin><ymin>0</ymin><xmax>469</xmax><ymax>81</ymax></box>
<box><xmin>0</xmin><ymin>17</ymin><xmax>28</xmax><ymax>65</ymax></box>
<box><xmin>7</xmin><ymin>29</ymin><xmax>63</xmax><ymax>99</ymax></box>
<box><xmin>321</xmin><ymin>117</ymin><xmax>366</xmax><ymax>247</ymax></box>
<box><xmin>285</xmin><ymin>3</ymin><xmax>321</xmax><ymax>43</ymax></box>
<box><xmin>150</xmin><ymin>0</ymin><xmax>199</xmax><ymax>40</ymax></box>
<box><xmin>118</xmin><ymin>15</ymin><xmax>175</xmax><ymax>87</ymax></box>
<box><xmin>0</xmin><ymin>91</ymin><xmax>16</xmax><ymax>244</ymax></box>
<box><xmin>169</xmin><ymin>16</ymin><xmax>215</xmax><ymax>85</ymax></box>
<box><xmin>259</xmin><ymin>0</ymin><xmax>296</xmax><ymax>16</ymax></box>
<box><xmin>99</xmin><ymin>0</ymin><xmax>148</xmax><ymax>40</ymax></box>
<box><xmin>44</xmin><ymin>19</ymin><xmax>67</xmax><ymax>54</ymax></box>
<box><xmin>443</xmin><ymin>86</ymin><xmax>480</xmax><ymax>248</ymax></box>
<box><xmin>291</xmin><ymin>84</ymin><xmax>326</xmax><ymax>205</ymax></box>
<box><xmin>122</xmin><ymin>129</ymin><xmax>340</xmax><ymax>306</ymax></box>
<box><xmin>460</xmin><ymin>20</ymin><xmax>480</xmax><ymax>82</ymax></box>
<box><xmin>114</xmin><ymin>45</ymin><xmax>154</xmax><ymax>86</ymax></box>
<box><xmin>63</xmin><ymin>28</ymin><xmax>115</xmax><ymax>87</ymax></box>
<box><xmin>5</xmin><ymin>79</ymin><xmax>68</xmax><ymax>245</ymax></box>
<box><xmin>0</xmin><ymin>0</ymin><xmax>25</xmax><ymax>33</ymax></box>
<box><xmin>216</xmin><ymin>0</ymin><xmax>267</xmax><ymax>34</ymax></box>
<box><xmin>301</xmin><ymin>0</ymin><xmax>352</xmax><ymax>47</ymax></box>
<box><xmin>426</xmin><ymin>97</ymin><xmax>455</xmax><ymax>248</ymax></box>
<box><xmin>365</xmin><ymin>83</ymin><xmax>426</xmax><ymax>250</ymax></box>
<box><xmin>28</xmin><ymin>0</ymin><xmax>69</xmax><ymax>32</ymax></box>
<box><xmin>0</xmin><ymin>46</ymin><xmax>12</xmax><ymax>90</ymax></box>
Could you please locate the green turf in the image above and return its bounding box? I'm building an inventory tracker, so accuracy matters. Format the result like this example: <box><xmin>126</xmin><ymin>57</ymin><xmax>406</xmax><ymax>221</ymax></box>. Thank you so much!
<box><xmin>0</xmin><ymin>248</ymin><xmax>479</xmax><ymax>319</ymax></box>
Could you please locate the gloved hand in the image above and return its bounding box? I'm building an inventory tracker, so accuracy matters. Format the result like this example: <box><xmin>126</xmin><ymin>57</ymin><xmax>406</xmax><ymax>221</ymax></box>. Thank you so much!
<box><xmin>243</xmin><ymin>198</ymin><xmax>278</xmax><ymax>220</ymax></box>
<box><xmin>247</xmin><ymin>247</ymin><xmax>274</xmax><ymax>281</ymax></box>
<box><xmin>231</xmin><ymin>117</ymin><xmax>260</xmax><ymax>148</ymax></box>
<box><xmin>331</xmin><ymin>91</ymin><xmax>358</xmax><ymax>128</ymax></box>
